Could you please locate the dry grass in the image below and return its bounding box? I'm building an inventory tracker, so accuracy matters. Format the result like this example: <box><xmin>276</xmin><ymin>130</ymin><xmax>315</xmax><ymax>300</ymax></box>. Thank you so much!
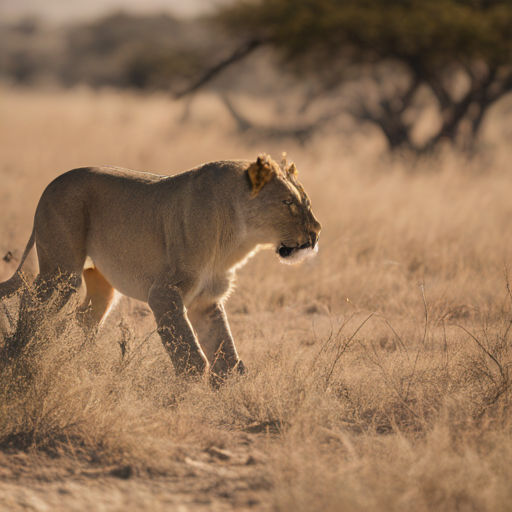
<box><xmin>1</xmin><ymin>85</ymin><xmax>512</xmax><ymax>511</ymax></box>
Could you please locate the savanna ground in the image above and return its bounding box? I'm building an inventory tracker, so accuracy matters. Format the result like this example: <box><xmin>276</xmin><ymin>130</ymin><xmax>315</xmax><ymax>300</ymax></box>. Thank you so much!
<box><xmin>1</xmin><ymin>85</ymin><xmax>512</xmax><ymax>511</ymax></box>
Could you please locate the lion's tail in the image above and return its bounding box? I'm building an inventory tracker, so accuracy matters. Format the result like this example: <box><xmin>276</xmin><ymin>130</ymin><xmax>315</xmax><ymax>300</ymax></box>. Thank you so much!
<box><xmin>0</xmin><ymin>228</ymin><xmax>35</xmax><ymax>300</ymax></box>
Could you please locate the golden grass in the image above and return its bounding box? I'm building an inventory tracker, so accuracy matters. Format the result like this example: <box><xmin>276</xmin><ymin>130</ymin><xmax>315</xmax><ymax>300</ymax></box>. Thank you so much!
<box><xmin>1</xmin><ymin>85</ymin><xmax>512</xmax><ymax>510</ymax></box>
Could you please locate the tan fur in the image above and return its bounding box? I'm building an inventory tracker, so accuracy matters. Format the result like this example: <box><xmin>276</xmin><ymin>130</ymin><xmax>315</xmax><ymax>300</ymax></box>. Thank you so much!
<box><xmin>81</xmin><ymin>267</ymin><xmax>115</xmax><ymax>325</ymax></box>
<box><xmin>0</xmin><ymin>155</ymin><xmax>321</xmax><ymax>381</ymax></box>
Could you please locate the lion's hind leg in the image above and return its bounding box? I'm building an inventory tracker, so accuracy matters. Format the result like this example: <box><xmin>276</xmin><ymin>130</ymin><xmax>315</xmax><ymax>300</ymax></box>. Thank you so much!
<box><xmin>80</xmin><ymin>267</ymin><xmax>115</xmax><ymax>329</ymax></box>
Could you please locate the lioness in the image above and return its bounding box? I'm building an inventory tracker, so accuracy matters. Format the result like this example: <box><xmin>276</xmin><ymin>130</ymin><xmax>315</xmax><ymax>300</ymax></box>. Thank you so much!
<box><xmin>0</xmin><ymin>155</ymin><xmax>321</xmax><ymax>381</ymax></box>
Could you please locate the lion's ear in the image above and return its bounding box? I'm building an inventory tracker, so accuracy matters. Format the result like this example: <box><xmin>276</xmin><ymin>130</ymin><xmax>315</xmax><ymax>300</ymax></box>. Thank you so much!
<box><xmin>286</xmin><ymin>163</ymin><xmax>298</xmax><ymax>178</ymax></box>
<box><xmin>247</xmin><ymin>155</ymin><xmax>276</xmax><ymax>196</ymax></box>
<box><xmin>280</xmin><ymin>152</ymin><xmax>298</xmax><ymax>178</ymax></box>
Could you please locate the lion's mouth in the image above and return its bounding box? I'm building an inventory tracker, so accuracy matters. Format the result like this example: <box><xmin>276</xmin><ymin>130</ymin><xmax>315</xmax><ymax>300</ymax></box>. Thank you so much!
<box><xmin>278</xmin><ymin>245</ymin><xmax>295</xmax><ymax>258</ymax></box>
<box><xmin>277</xmin><ymin>241</ymin><xmax>317</xmax><ymax>265</ymax></box>
<box><xmin>278</xmin><ymin>241</ymin><xmax>311</xmax><ymax>259</ymax></box>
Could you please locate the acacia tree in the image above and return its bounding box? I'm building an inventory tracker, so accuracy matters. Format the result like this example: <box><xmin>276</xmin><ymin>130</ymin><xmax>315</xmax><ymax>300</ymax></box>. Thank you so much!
<box><xmin>206</xmin><ymin>0</ymin><xmax>512</xmax><ymax>151</ymax></box>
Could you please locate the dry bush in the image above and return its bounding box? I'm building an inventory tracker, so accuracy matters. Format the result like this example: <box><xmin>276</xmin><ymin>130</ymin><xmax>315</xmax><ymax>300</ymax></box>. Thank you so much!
<box><xmin>1</xmin><ymin>85</ymin><xmax>512</xmax><ymax>510</ymax></box>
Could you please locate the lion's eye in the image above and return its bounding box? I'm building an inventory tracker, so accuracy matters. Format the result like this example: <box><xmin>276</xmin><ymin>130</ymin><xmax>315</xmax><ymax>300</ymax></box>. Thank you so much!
<box><xmin>284</xmin><ymin>199</ymin><xmax>293</xmax><ymax>205</ymax></box>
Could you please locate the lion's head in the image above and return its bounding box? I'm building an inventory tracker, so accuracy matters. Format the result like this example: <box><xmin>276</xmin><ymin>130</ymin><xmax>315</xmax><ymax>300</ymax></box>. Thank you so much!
<box><xmin>247</xmin><ymin>154</ymin><xmax>322</xmax><ymax>265</ymax></box>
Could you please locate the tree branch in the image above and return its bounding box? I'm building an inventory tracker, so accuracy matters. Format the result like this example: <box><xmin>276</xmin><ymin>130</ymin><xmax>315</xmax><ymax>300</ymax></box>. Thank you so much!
<box><xmin>174</xmin><ymin>39</ymin><xmax>266</xmax><ymax>99</ymax></box>
<box><xmin>486</xmin><ymin>68</ymin><xmax>512</xmax><ymax>105</ymax></box>
<box><xmin>401</xmin><ymin>75</ymin><xmax>421</xmax><ymax>112</ymax></box>
<box><xmin>219</xmin><ymin>92</ymin><xmax>326</xmax><ymax>145</ymax></box>
<box><xmin>220</xmin><ymin>92</ymin><xmax>252</xmax><ymax>132</ymax></box>
<box><xmin>405</xmin><ymin>57</ymin><xmax>452</xmax><ymax>110</ymax></box>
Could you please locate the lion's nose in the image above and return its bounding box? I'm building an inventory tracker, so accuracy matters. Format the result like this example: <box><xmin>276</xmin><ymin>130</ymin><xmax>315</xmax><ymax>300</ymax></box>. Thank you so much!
<box><xmin>309</xmin><ymin>231</ymin><xmax>319</xmax><ymax>248</ymax></box>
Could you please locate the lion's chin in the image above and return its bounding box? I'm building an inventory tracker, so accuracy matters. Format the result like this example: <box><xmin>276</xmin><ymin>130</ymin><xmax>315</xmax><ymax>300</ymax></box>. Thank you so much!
<box><xmin>277</xmin><ymin>243</ymin><xmax>318</xmax><ymax>265</ymax></box>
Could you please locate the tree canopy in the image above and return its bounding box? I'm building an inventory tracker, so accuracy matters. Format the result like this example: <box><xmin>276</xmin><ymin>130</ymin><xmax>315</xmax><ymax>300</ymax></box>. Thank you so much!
<box><xmin>215</xmin><ymin>0</ymin><xmax>512</xmax><ymax>151</ymax></box>
<box><xmin>219</xmin><ymin>0</ymin><xmax>512</xmax><ymax>63</ymax></box>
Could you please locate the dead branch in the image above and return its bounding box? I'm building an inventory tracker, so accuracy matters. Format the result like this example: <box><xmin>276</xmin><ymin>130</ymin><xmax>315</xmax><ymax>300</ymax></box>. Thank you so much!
<box><xmin>220</xmin><ymin>92</ymin><xmax>253</xmax><ymax>132</ymax></box>
<box><xmin>219</xmin><ymin>92</ymin><xmax>321</xmax><ymax>145</ymax></box>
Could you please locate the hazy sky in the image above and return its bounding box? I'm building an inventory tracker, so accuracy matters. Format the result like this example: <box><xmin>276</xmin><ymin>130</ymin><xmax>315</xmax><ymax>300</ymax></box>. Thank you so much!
<box><xmin>0</xmin><ymin>0</ymin><xmax>232</xmax><ymax>24</ymax></box>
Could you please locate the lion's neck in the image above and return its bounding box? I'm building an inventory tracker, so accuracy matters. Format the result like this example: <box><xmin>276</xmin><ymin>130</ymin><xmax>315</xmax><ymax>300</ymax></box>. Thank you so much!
<box><xmin>215</xmin><ymin>203</ymin><xmax>276</xmax><ymax>272</ymax></box>
<box><xmin>230</xmin><ymin>243</ymin><xmax>270</xmax><ymax>271</ymax></box>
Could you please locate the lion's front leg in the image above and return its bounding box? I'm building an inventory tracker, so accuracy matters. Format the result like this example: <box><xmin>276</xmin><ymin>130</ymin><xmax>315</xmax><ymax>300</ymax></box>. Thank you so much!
<box><xmin>188</xmin><ymin>302</ymin><xmax>244</xmax><ymax>384</ymax></box>
<box><xmin>148</xmin><ymin>283</ymin><xmax>208</xmax><ymax>377</ymax></box>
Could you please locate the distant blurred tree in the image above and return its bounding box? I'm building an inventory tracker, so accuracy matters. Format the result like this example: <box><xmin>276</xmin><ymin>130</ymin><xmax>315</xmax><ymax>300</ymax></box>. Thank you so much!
<box><xmin>210</xmin><ymin>0</ymin><xmax>512</xmax><ymax>151</ymax></box>
<box><xmin>63</xmin><ymin>13</ymin><xmax>216</xmax><ymax>90</ymax></box>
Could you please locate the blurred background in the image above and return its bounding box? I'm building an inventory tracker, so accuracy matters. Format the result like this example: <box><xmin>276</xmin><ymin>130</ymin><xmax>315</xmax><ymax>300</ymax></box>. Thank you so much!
<box><xmin>1</xmin><ymin>0</ymin><xmax>511</xmax><ymax>154</ymax></box>
<box><xmin>0</xmin><ymin>0</ymin><xmax>225</xmax><ymax>23</ymax></box>
<box><xmin>2</xmin><ymin>0</ymin><xmax>512</xmax><ymax>319</ymax></box>
<box><xmin>2</xmin><ymin>6</ymin><xmax>512</xmax><ymax>511</ymax></box>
